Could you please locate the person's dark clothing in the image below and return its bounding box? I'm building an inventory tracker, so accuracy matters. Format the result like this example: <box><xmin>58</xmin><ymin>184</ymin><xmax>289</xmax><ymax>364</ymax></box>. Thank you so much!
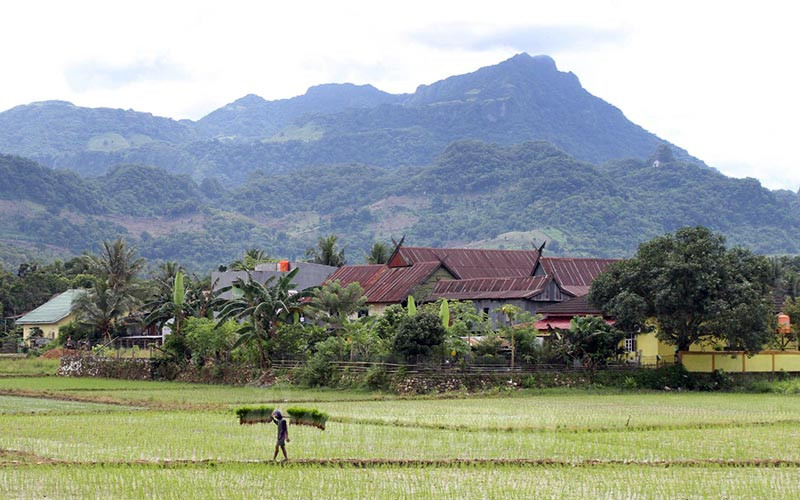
<box><xmin>274</xmin><ymin>417</ymin><xmax>288</xmax><ymax>446</ymax></box>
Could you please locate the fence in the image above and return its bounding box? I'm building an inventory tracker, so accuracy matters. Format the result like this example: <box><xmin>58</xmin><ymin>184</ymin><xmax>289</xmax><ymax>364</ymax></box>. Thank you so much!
<box><xmin>680</xmin><ymin>350</ymin><xmax>800</xmax><ymax>373</ymax></box>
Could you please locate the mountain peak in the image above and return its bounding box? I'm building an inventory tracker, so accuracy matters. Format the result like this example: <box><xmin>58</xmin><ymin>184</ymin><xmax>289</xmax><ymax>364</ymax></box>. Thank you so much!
<box><xmin>501</xmin><ymin>53</ymin><xmax>557</xmax><ymax>71</ymax></box>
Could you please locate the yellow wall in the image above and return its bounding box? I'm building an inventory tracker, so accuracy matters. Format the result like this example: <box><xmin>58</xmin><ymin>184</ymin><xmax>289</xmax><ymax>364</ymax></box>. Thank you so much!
<box><xmin>681</xmin><ymin>351</ymin><xmax>800</xmax><ymax>373</ymax></box>
<box><xmin>21</xmin><ymin>313</ymin><xmax>76</xmax><ymax>344</ymax></box>
<box><xmin>368</xmin><ymin>304</ymin><xmax>389</xmax><ymax>317</ymax></box>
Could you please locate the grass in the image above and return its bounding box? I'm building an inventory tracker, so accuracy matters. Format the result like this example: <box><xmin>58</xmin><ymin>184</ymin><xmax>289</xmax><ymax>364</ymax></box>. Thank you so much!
<box><xmin>2</xmin><ymin>376</ymin><xmax>800</xmax><ymax>498</ymax></box>
<box><xmin>0</xmin><ymin>376</ymin><xmax>392</xmax><ymax>407</ymax></box>
<box><xmin>1</xmin><ymin>463</ymin><xmax>799</xmax><ymax>499</ymax></box>
<box><xmin>0</xmin><ymin>395</ymin><xmax>128</xmax><ymax>415</ymax></box>
<box><xmin>0</xmin><ymin>357</ymin><xmax>59</xmax><ymax>377</ymax></box>
<box><xmin>314</xmin><ymin>392</ymin><xmax>800</xmax><ymax>431</ymax></box>
<box><xmin>1</xmin><ymin>409</ymin><xmax>799</xmax><ymax>463</ymax></box>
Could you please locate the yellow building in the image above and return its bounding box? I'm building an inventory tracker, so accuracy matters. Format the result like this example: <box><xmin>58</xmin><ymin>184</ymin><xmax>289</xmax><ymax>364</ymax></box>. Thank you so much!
<box><xmin>17</xmin><ymin>290</ymin><xmax>83</xmax><ymax>346</ymax></box>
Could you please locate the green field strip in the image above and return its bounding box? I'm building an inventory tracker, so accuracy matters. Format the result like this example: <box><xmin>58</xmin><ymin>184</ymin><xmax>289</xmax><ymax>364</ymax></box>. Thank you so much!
<box><xmin>331</xmin><ymin>414</ymin><xmax>800</xmax><ymax>434</ymax></box>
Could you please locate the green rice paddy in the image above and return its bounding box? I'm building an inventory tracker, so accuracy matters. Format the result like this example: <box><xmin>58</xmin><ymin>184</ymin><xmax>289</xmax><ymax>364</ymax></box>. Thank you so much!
<box><xmin>1</xmin><ymin>375</ymin><xmax>798</xmax><ymax>498</ymax></box>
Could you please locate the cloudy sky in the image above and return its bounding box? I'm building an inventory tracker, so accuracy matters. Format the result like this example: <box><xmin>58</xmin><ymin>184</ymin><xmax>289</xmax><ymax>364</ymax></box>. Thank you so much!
<box><xmin>2</xmin><ymin>1</ymin><xmax>797</xmax><ymax>190</ymax></box>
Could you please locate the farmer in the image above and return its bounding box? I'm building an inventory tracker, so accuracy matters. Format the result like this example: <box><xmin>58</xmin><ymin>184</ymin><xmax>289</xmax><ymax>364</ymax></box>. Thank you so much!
<box><xmin>272</xmin><ymin>410</ymin><xmax>289</xmax><ymax>461</ymax></box>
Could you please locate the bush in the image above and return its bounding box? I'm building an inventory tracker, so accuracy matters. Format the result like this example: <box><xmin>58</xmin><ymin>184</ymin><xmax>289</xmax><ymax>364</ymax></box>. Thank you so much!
<box><xmin>57</xmin><ymin>321</ymin><xmax>98</xmax><ymax>345</ymax></box>
<box><xmin>393</xmin><ymin>312</ymin><xmax>446</xmax><ymax>362</ymax></box>
<box><xmin>184</xmin><ymin>317</ymin><xmax>236</xmax><ymax>366</ymax></box>
<box><xmin>362</xmin><ymin>364</ymin><xmax>391</xmax><ymax>390</ymax></box>
<box><xmin>294</xmin><ymin>355</ymin><xmax>334</xmax><ymax>387</ymax></box>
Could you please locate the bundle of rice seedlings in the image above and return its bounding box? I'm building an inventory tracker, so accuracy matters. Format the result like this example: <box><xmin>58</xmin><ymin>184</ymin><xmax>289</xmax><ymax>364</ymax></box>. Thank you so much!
<box><xmin>286</xmin><ymin>407</ymin><xmax>329</xmax><ymax>430</ymax></box>
<box><xmin>235</xmin><ymin>406</ymin><xmax>275</xmax><ymax>425</ymax></box>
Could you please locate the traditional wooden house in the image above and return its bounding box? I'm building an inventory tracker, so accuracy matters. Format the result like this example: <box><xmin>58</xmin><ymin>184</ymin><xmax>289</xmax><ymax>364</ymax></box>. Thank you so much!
<box><xmin>325</xmin><ymin>243</ymin><xmax>618</xmax><ymax>325</ymax></box>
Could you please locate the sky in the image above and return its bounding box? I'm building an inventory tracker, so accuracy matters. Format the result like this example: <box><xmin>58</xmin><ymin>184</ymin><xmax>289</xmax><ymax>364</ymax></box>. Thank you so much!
<box><xmin>1</xmin><ymin>0</ymin><xmax>798</xmax><ymax>191</ymax></box>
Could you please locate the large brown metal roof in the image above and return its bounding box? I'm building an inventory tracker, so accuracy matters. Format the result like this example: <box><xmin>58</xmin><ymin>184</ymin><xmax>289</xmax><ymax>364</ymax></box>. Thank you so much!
<box><xmin>327</xmin><ymin>246</ymin><xmax>617</xmax><ymax>306</ymax></box>
<box><xmin>539</xmin><ymin>257</ymin><xmax>618</xmax><ymax>289</ymax></box>
<box><xmin>326</xmin><ymin>262</ymin><xmax>444</xmax><ymax>304</ymax></box>
<box><xmin>390</xmin><ymin>246</ymin><xmax>540</xmax><ymax>279</ymax></box>
<box><xmin>431</xmin><ymin>276</ymin><xmax>551</xmax><ymax>300</ymax></box>
<box><xmin>326</xmin><ymin>265</ymin><xmax>385</xmax><ymax>290</ymax></box>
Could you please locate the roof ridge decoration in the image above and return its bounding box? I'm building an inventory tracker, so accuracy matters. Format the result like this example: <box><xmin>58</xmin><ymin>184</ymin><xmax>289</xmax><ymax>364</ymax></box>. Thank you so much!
<box><xmin>386</xmin><ymin>235</ymin><xmax>407</xmax><ymax>268</ymax></box>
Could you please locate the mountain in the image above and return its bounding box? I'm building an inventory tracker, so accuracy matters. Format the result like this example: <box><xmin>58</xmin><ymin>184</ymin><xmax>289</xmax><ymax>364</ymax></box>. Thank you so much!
<box><xmin>0</xmin><ymin>54</ymin><xmax>692</xmax><ymax>183</ymax></box>
<box><xmin>196</xmin><ymin>83</ymin><xmax>404</xmax><ymax>139</ymax></box>
<box><xmin>0</xmin><ymin>141</ymin><xmax>797</xmax><ymax>272</ymax></box>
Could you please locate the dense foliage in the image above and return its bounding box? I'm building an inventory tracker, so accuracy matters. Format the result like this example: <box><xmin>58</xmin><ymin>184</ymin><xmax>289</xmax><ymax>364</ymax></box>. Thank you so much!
<box><xmin>2</xmin><ymin>137</ymin><xmax>800</xmax><ymax>273</ymax></box>
<box><xmin>589</xmin><ymin>227</ymin><xmax>775</xmax><ymax>351</ymax></box>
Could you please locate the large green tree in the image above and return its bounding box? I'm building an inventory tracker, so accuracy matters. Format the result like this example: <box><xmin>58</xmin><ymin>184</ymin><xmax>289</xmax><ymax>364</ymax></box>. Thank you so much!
<box><xmin>589</xmin><ymin>226</ymin><xmax>774</xmax><ymax>352</ymax></box>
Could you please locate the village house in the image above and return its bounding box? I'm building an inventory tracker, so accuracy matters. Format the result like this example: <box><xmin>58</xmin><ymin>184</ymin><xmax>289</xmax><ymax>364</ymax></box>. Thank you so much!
<box><xmin>325</xmin><ymin>243</ymin><xmax>617</xmax><ymax>325</ymax></box>
<box><xmin>211</xmin><ymin>261</ymin><xmax>337</xmax><ymax>299</ymax></box>
<box><xmin>17</xmin><ymin>289</ymin><xmax>83</xmax><ymax>347</ymax></box>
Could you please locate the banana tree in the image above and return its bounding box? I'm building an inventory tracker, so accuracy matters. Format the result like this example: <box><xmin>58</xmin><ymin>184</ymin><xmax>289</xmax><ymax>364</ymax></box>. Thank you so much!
<box><xmin>215</xmin><ymin>268</ymin><xmax>311</xmax><ymax>369</ymax></box>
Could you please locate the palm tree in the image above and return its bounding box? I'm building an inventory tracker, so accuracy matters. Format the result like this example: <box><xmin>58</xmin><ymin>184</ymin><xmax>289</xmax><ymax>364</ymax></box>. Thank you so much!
<box><xmin>365</xmin><ymin>242</ymin><xmax>391</xmax><ymax>264</ymax></box>
<box><xmin>84</xmin><ymin>239</ymin><xmax>146</xmax><ymax>299</ymax></box>
<box><xmin>74</xmin><ymin>281</ymin><xmax>126</xmax><ymax>342</ymax></box>
<box><xmin>230</xmin><ymin>249</ymin><xmax>272</xmax><ymax>271</ymax></box>
<box><xmin>306</xmin><ymin>280</ymin><xmax>366</xmax><ymax>334</ymax></box>
<box><xmin>306</xmin><ymin>235</ymin><xmax>346</xmax><ymax>267</ymax></box>
<box><xmin>143</xmin><ymin>269</ymin><xmax>190</xmax><ymax>337</ymax></box>
<box><xmin>215</xmin><ymin>268</ymin><xmax>310</xmax><ymax>369</ymax></box>
<box><xmin>77</xmin><ymin>239</ymin><xmax>146</xmax><ymax>341</ymax></box>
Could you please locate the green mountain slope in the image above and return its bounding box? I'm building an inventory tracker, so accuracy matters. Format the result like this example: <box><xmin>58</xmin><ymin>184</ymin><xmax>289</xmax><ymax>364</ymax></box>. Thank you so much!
<box><xmin>4</xmin><ymin>139</ymin><xmax>794</xmax><ymax>271</ymax></box>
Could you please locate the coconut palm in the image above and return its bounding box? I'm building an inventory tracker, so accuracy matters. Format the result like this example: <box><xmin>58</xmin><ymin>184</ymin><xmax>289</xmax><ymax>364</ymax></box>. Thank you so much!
<box><xmin>215</xmin><ymin>267</ymin><xmax>310</xmax><ymax>369</ymax></box>
<box><xmin>74</xmin><ymin>281</ymin><xmax>126</xmax><ymax>342</ymax></box>
<box><xmin>230</xmin><ymin>249</ymin><xmax>272</xmax><ymax>271</ymax></box>
<box><xmin>305</xmin><ymin>280</ymin><xmax>366</xmax><ymax>334</ymax></box>
<box><xmin>84</xmin><ymin>239</ymin><xmax>146</xmax><ymax>302</ymax></box>
<box><xmin>306</xmin><ymin>235</ymin><xmax>346</xmax><ymax>267</ymax></box>
<box><xmin>76</xmin><ymin>239</ymin><xmax>146</xmax><ymax>341</ymax></box>
<box><xmin>365</xmin><ymin>242</ymin><xmax>391</xmax><ymax>264</ymax></box>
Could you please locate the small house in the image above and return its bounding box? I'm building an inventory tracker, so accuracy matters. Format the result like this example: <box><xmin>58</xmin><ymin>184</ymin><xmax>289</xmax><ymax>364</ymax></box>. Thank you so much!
<box><xmin>17</xmin><ymin>290</ymin><xmax>84</xmax><ymax>347</ymax></box>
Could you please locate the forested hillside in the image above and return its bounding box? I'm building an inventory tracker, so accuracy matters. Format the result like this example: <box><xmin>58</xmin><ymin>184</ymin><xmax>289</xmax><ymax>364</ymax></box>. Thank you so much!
<box><xmin>0</xmin><ymin>141</ymin><xmax>797</xmax><ymax>271</ymax></box>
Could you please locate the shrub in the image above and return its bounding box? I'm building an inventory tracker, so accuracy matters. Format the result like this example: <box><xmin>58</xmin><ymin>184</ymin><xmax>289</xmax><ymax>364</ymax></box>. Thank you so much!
<box><xmin>393</xmin><ymin>312</ymin><xmax>446</xmax><ymax>362</ymax></box>
<box><xmin>295</xmin><ymin>355</ymin><xmax>334</xmax><ymax>387</ymax></box>
<box><xmin>362</xmin><ymin>364</ymin><xmax>391</xmax><ymax>390</ymax></box>
<box><xmin>184</xmin><ymin>317</ymin><xmax>236</xmax><ymax>366</ymax></box>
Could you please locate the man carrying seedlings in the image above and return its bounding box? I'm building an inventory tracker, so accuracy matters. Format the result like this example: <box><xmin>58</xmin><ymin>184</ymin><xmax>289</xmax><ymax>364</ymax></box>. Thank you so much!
<box><xmin>272</xmin><ymin>410</ymin><xmax>289</xmax><ymax>461</ymax></box>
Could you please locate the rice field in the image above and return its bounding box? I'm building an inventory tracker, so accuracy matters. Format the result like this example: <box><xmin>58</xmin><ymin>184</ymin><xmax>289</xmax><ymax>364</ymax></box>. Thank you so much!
<box><xmin>1</xmin><ymin>376</ymin><xmax>799</xmax><ymax>499</ymax></box>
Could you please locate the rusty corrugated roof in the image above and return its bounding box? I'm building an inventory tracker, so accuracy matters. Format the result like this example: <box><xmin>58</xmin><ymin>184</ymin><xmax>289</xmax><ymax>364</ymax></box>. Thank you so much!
<box><xmin>366</xmin><ymin>261</ymin><xmax>443</xmax><ymax>303</ymax></box>
<box><xmin>537</xmin><ymin>295</ymin><xmax>603</xmax><ymax>316</ymax></box>
<box><xmin>539</xmin><ymin>257</ymin><xmax>618</xmax><ymax>288</ymax></box>
<box><xmin>391</xmin><ymin>246</ymin><xmax>540</xmax><ymax>279</ymax></box>
<box><xmin>325</xmin><ymin>262</ymin><xmax>444</xmax><ymax>304</ymax></box>
<box><xmin>326</xmin><ymin>265</ymin><xmax>385</xmax><ymax>290</ymax></box>
<box><xmin>431</xmin><ymin>276</ymin><xmax>551</xmax><ymax>300</ymax></box>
